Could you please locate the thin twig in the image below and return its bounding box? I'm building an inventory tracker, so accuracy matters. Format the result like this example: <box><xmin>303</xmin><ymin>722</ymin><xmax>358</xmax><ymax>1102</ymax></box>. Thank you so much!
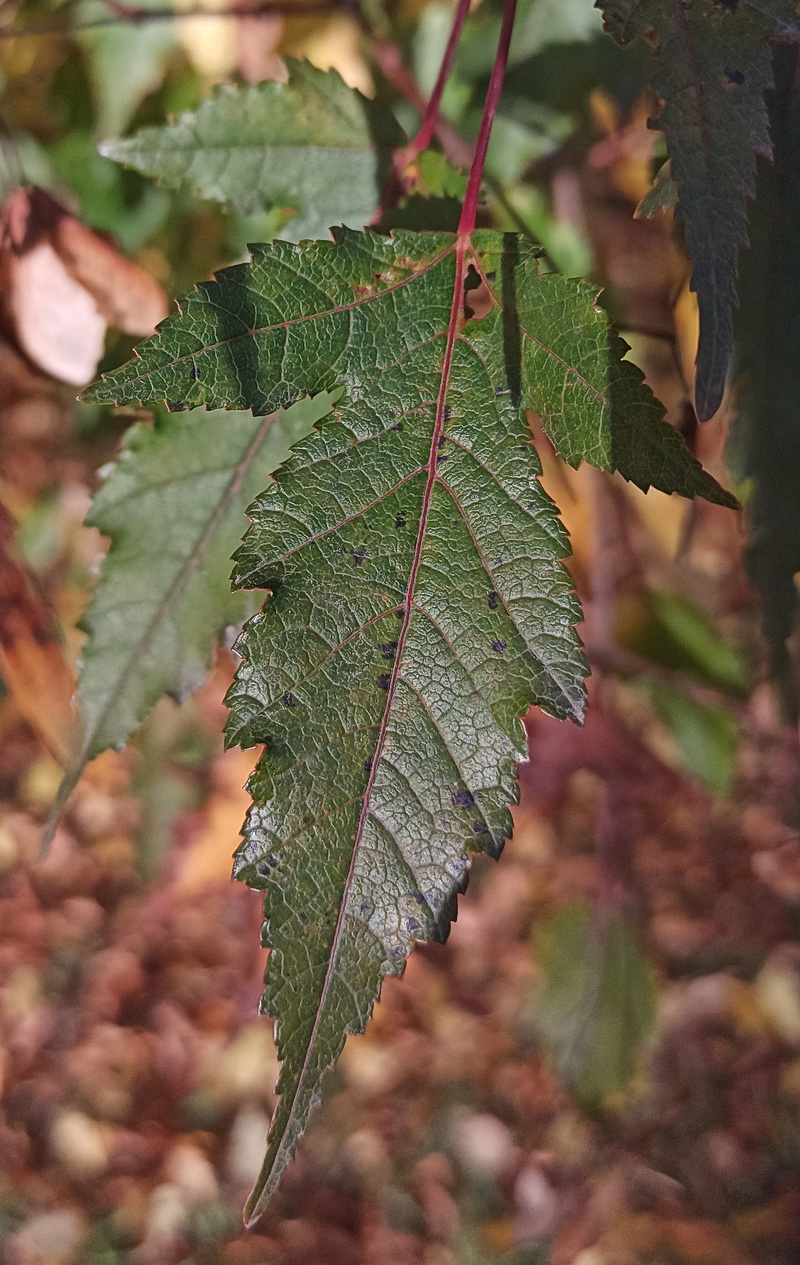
<box><xmin>370</xmin><ymin>0</ymin><xmax>473</xmax><ymax>219</ymax></box>
<box><xmin>458</xmin><ymin>0</ymin><xmax>516</xmax><ymax>235</ymax></box>
<box><xmin>409</xmin><ymin>0</ymin><xmax>471</xmax><ymax>155</ymax></box>
<box><xmin>367</xmin><ymin>27</ymin><xmax>472</xmax><ymax>170</ymax></box>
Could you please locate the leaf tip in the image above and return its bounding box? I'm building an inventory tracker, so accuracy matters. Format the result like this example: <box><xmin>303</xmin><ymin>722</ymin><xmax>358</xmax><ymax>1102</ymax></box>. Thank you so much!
<box><xmin>38</xmin><ymin>760</ymin><xmax>83</xmax><ymax>860</ymax></box>
<box><xmin>694</xmin><ymin>376</ymin><xmax>726</xmax><ymax>424</ymax></box>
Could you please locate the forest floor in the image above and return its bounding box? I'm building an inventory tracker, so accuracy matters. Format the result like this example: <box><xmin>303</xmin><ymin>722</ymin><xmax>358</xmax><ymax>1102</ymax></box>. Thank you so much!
<box><xmin>2</xmin><ymin>647</ymin><xmax>800</xmax><ymax>1265</ymax></box>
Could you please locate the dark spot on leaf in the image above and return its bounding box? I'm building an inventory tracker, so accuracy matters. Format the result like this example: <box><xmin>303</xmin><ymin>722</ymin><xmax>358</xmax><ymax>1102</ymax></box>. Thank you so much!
<box><xmin>436</xmin><ymin>454</ymin><xmax>449</xmax><ymax>464</ymax></box>
<box><xmin>412</xmin><ymin>891</ymin><xmax>426</xmax><ymax>905</ymax></box>
<box><xmin>377</xmin><ymin>673</ymin><xmax>391</xmax><ymax>690</ymax></box>
<box><xmin>395</xmin><ymin>512</ymin><xmax>407</xmax><ymax>528</ymax></box>
<box><xmin>352</xmin><ymin>547</ymin><xmax>368</xmax><ymax>565</ymax></box>
<box><xmin>298</xmin><ymin>912</ymin><xmax>308</xmax><ymax>923</ymax></box>
<box><xmin>492</xmin><ymin>639</ymin><xmax>506</xmax><ymax>653</ymax></box>
<box><xmin>391</xmin><ymin>422</ymin><xmax>403</xmax><ymax>431</ymax></box>
<box><xmin>391</xmin><ymin>946</ymin><xmax>407</xmax><ymax>959</ymax></box>
<box><xmin>494</xmin><ymin>387</ymin><xmax>506</xmax><ymax>397</ymax></box>
<box><xmin>443</xmin><ymin>406</ymin><xmax>452</xmax><ymax>422</ymax></box>
<box><xmin>405</xmin><ymin>917</ymin><xmax>422</xmax><ymax>932</ymax></box>
<box><xmin>487</xmin><ymin>590</ymin><xmax>499</xmax><ymax>610</ymax></box>
<box><xmin>451</xmin><ymin>787</ymin><xmax>474</xmax><ymax>808</ymax></box>
<box><xmin>486</xmin><ymin>271</ymin><xmax>496</xmax><ymax>281</ymax></box>
<box><xmin>725</xmin><ymin>67</ymin><xmax>744</xmax><ymax>85</ymax></box>
<box><xmin>363</xmin><ymin>756</ymin><xmax>374</xmax><ymax>773</ymax></box>
<box><xmin>282</xmin><ymin>692</ymin><xmax>294</xmax><ymax>707</ymax></box>
<box><xmin>493</xmin><ymin>557</ymin><xmax>503</xmax><ymax>567</ymax></box>
<box><xmin>361</xmin><ymin>900</ymin><xmax>373</xmax><ymax>917</ymax></box>
<box><xmin>380</xmin><ymin>641</ymin><xmax>398</xmax><ymax>660</ymax></box>
<box><xmin>436</xmin><ymin>435</ymin><xmax>446</xmax><ymax>449</ymax></box>
<box><xmin>396</xmin><ymin>607</ymin><xmax>405</xmax><ymax>620</ymax></box>
<box><xmin>472</xmin><ymin>821</ymin><xmax>488</xmax><ymax>834</ymax></box>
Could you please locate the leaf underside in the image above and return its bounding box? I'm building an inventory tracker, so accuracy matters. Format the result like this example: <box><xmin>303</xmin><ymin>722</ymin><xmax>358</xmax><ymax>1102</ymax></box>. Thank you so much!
<box><xmin>600</xmin><ymin>0</ymin><xmax>800</xmax><ymax>420</ymax></box>
<box><xmin>46</xmin><ymin>393</ymin><xmax>336</xmax><ymax>841</ymax></box>
<box><xmin>86</xmin><ymin>226</ymin><xmax>733</xmax><ymax>1217</ymax></box>
<box><xmin>98</xmin><ymin>60</ymin><xmax>405</xmax><ymax>241</ymax></box>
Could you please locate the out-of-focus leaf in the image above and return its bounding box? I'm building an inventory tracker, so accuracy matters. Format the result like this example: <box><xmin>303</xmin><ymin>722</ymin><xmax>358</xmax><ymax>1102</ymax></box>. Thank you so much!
<box><xmin>649</xmin><ymin>682</ymin><xmax>739</xmax><ymax>798</ymax></box>
<box><xmin>46</xmin><ymin>390</ymin><xmax>337</xmax><ymax>841</ymax></box>
<box><xmin>457</xmin><ymin>0</ymin><xmax>604</xmax><ymax>80</ymax></box>
<box><xmin>624</xmin><ymin>589</ymin><xmax>750</xmax><ymax>697</ymax></box>
<box><xmin>729</xmin><ymin>47</ymin><xmax>800</xmax><ymax>717</ymax></box>
<box><xmin>0</xmin><ymin>187</ymin><xmax>168</xmax><ymax>385</ymax></box>
<box><xmin>416</xmin><ymin>149</ymin><xmax>468</xmax><ymax>198</ymax></box>
<box><xmin>48</xmin><ymin>132</ymin><xmax>172</xmax><ymax>254</ymax></box>
<box><xmin>494</xmin><ymin>186</ymin><xmax>592</xmax><ymax>278</ymax></box>
<box><xmin>599</xmin><ymin>0</ymin><xmax>800</xmax><ymax>420</ymax></box>
<box><xmin>635</xmin><ymin>157</ymin><xmax>677</xmax><ymax>219</ymax></box>
<box><xmin>379</xmin><ymin>149</ymin><xmax>466</xmax><ymax>233</ymax></box>
<box><xmin>535</xmin><ymin>901</ymin><xmax>657</xmax><ymax>1111</ymax></box>
<box><xmin>0</xmin><ymin>507</ymin><xmax>75</xmax><ymax>762</ymax></box>
<box><xmin>98</xmin><ymin>61</ymin><xmax>406</xmax><ymax>241</ymax></box>
<box><xmin>502</xmin><ymin>35</ymin><xmax>648</xmax><ymax>117</ymax></box>
<box><xmin>79</xmin><ymin>0</ymin><xmax>177</xmax><ymax>137</ymax></box>
<box><xmin>133</xmin><ymin>697</ymin><xmax>212</xmax><ymax>881</ymax></box>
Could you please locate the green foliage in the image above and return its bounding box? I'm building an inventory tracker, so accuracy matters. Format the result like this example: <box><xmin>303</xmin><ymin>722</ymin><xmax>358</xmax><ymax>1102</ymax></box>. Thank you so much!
<box><xmin>649</xmin><ymin>682</ymin><xmax>739</xmax><ymax>798</ymax></box>
<box><xmin>534</xmin><ymin>901</ymin><xmax>657</xmax><ymax>1111</ymax></box>
<box><xmin>601</xmin><ymin>0</ymin><xmax>800</xmax><ymax>420</ymax></box>
<box><xmin>84</xmin><ymin>223</ymin><xmax>733</xmax><ymax>1216</ymax></box>
<box><xmin>628</xmin><ymin>589</ymin><xmax>750</xmax><ymax>696</ymax></box>
<box><xmin>79</xmin><ymin>0</ymin><xmax>177</xmax><ymax>137</ymax></box>
<box><xmin>730</xmin><ymin>47</ymin><xmax>800</xmax><ymax>719</ymax></box>
<box><xmin>48</xmin><ymin>393</ymin><xmax>336</xmax><ymax>838</ymax></box>
<box><xmin>99</xmin><ymin>61</ymin><xmax>406</xmax><ymax>240</ymax></box>
<box><xmin>84</xmin><ymin>228</ymin><xmax>734</xmax><ymax>506</ymax></box>
<box><xmin>635</xmin><ymin>158</ymin><xmax>676</xmax><ymax>219</ymax></box>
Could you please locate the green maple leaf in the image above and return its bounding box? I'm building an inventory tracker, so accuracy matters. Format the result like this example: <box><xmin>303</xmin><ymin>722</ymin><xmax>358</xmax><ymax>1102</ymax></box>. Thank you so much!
<box><xmin>98</xmin><ymin>61</ymin><xmax>405</xmax><ymax>241</ymax></box>
<box><xmin>600</xmin><ymin>0</ymin><xmax>800</xmax><ymax>420</ymax></box>
<box><xmin>46</xmin><ymin>393</ymin><xmax>336</xmax><ymax>839</ymax></box>
<box><xmin>85</xmin><ymin>227</ymin><xmax>732</xmax><ymax>1216</ymax></box>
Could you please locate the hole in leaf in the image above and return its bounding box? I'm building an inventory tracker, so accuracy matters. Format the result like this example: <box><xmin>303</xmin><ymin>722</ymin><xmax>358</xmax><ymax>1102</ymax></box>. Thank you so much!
<box><xmin>463</xmin><ymin>264</ymin><xmax>493</xmax><ymax>320</ymax></box>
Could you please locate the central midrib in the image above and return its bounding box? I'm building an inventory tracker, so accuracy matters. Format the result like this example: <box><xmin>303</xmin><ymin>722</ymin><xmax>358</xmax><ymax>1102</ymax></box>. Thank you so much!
<box><xmin>266</xmin><ymin>238</ymin><xmax>472</xmax><ymax>1181</ymax></box>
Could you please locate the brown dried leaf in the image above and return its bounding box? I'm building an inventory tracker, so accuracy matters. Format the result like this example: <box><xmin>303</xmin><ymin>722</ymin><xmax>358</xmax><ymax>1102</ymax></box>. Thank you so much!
<box><xmin>0</xmin><ymin>187</ymin><xmax>168</xmax><ymax>386</ymax></box>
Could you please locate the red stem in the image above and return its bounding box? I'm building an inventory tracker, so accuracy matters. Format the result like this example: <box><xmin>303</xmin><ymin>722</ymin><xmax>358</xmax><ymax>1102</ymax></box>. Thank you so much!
<box><xmin>410</xmin><ymin>0</ymin><xmax>473</xmax><ymax>155</ymax></box>
<box><xmin>458</xmin><ymin>0</ymin><xmax>517</xmax><ymax>237</ymax></box>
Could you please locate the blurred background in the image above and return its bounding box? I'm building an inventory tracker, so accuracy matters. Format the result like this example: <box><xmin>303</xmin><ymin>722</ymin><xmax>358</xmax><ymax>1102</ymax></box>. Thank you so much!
<box><xmin>1</xmin><ymin>0</ymin><xmax>800</xmax><ymax>1261</ymax></box>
